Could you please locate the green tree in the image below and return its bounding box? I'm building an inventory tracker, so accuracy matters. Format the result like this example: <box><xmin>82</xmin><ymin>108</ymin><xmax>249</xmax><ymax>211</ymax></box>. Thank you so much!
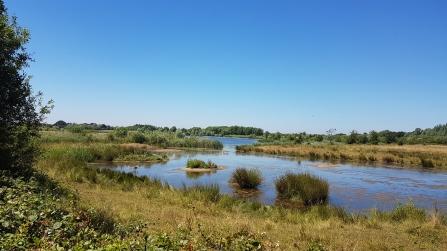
<box><xmin>0</xmin><ymin>1</ymin><xmax>53</xmax><ymax>173</ymax></box>
<box><xmin>369</xmin><ymin>130</ymin><xmax>379</xmax><ymax>145</ymax></box>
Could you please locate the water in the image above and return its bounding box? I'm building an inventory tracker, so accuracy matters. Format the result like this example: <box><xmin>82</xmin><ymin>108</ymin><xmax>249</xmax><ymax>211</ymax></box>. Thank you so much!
<box><xmin>93</xmin><ymin>137</ymin><xmax>447</xmax><ymax>213</ymax></box>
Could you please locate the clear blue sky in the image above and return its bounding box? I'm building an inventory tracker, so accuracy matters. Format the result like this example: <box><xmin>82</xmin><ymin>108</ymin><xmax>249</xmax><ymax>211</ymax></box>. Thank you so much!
<box><xmin>5</xmin><ymin>0</ymin><xmax>447</xmax><ymax>134</ymax></box>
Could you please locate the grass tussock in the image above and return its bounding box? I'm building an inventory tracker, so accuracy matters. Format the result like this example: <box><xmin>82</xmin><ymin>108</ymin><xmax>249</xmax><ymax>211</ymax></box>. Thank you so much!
<box><xmin>229</xmin><ymin>167</ymin><xmax>263</xmax><ymax>189</ymax></box>
<box><xmin>275</xmin><ymin>172</ymin><xmax>329</xmax><ymax>206</ymax></box>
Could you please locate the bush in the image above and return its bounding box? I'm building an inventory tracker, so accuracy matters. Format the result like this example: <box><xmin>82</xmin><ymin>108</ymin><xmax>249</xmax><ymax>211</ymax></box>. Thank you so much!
<box><xmin>132</xmin><ymin>132</ymin><xmax>146</xmax><ymax>144</ymax></box>
<box><xmin>275</xmin><ymin>172</ymin><xmax>329</xmax><ymax>206</ymax></box>
<box><xmin>229</xmin><ymin>167</ymin><xmax>262</xmax><ymax>189</ymax></box>
<box><xmin>186</xmin><ymin>159</ymin><xmax>217</xmax><ymax>169</ymax></box>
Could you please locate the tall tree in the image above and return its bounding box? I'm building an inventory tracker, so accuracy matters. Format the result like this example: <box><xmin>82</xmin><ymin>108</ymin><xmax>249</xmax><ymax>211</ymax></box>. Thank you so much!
<box><xmin>0</xmin><ymin>1</ymin><xmax>52</xmax><ymax>173</ymax></box>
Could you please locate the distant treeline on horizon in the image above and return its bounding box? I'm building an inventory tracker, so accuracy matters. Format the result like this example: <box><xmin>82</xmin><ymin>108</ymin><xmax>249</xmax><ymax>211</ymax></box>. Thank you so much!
<box><xmin>46</xmin><ymin>120</ymin><xmax>447</xmax><ymax>145</ymax></box>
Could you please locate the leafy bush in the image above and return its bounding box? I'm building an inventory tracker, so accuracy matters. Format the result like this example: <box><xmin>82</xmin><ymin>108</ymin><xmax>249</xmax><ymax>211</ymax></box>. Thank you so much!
<box><xmin>229</xmin><ymin>167</ymin><xmax>263</xmax><ymax>189</ymax></box>
<box><xmin>186</xmin><ymin>159</ymin><xmax>217</xmax><ymax>169</ymax></box>
<box><xmin>275</xmin><ymin>172</ymin><xmax>329</xmax><ymax>206</ymax></box>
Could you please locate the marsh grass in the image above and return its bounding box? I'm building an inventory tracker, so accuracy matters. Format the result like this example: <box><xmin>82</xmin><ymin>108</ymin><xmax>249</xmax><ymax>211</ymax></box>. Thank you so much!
<box><xmin>275</xmin><ymin>172</ymin><xmax>329</xmax><ymax>206</ymax></box>
<box><xmin>182</xmin><ymin>182</ymin><xmax>220</xmax><ymax>203</ymax></box>
<box><xmin>237</xmin><ymin>144</ymin><xmax>447</xmax><ymax>169</ymax></box>
<box><xmin>370</xmin><ymin>203</ymin><xmax>427</xmax><ymax>223</ymax></box>
<box><xmin>229</xmin><ymin>167</ymin><xmax>263</xmax><ymax>189</ymax></box>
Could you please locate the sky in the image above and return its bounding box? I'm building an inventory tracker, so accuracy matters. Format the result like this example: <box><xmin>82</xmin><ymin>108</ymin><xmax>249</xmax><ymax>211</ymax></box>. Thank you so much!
<box><xmin>4</xmin><ymin>0</ymin><xmax>447</xmax><ymax>134</ymax></box>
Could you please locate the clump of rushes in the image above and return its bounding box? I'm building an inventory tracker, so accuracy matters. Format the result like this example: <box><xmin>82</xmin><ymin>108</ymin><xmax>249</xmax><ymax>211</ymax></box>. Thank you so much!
<box><xmin>186</xmin><ymin>159</ymin><xmax>217</xmax><ymax>169</ymax></box>
<box><xmin>275</xmin><ymin>172</ymin><xmax>329</xmax><ymax>206</ymax></box>
<box><xmin>229</xmin><ymin>167</ymin><xmax>263</xmax><ymax>189</ymax></box>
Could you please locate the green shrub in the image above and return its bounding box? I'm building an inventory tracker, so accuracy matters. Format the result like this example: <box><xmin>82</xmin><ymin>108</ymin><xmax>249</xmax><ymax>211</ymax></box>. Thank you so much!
<box><xmin>229</xmin><ymin>167</ymin><xmax>263</xmax><ymax>189</ymax></box>
<box><xmin>186</xmin><ymin>159</ymin><xmax>217</xmax><ymax>169</ymax></box>
<box><xmin>275</xmin><ymin>172</ymin><xmax>329</xmax><ymax>206</ymax></box>
<box><xmin>132</xmin><ymin>132</ymin><xmax>146</xmax><ymax>143</ymax></box>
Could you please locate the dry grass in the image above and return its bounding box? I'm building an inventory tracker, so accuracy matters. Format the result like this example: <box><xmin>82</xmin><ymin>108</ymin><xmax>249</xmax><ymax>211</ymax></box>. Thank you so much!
<box><xmin>237</xmin><ymin>144</ymin><xmax>447</xmax><ymax>169</ymax></box>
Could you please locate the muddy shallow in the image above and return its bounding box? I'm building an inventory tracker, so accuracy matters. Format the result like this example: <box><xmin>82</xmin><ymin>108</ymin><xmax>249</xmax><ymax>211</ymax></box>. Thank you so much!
<box><xmin>93</xmin><ymin>137</ymin><xmax>447</xmax><ymax>213</ymax></box>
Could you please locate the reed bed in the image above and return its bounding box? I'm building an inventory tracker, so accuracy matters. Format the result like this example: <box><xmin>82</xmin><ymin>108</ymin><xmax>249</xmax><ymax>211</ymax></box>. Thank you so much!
<box><xmin>237</xmin><ymin>143</ymin><xmax>447</xmax><ymax>169</ymax></box>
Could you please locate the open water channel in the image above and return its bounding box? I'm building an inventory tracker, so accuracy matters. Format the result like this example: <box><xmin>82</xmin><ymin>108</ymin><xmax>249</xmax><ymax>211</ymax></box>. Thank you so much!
<box><xmin>93</xmin><ymin>137</ymin><xmax>447</xmax><ymax>213</ymax></box>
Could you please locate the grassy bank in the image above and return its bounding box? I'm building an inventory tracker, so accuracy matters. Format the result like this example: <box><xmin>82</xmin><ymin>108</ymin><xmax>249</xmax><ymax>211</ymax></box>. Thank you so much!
<box><xmin>237</xmin><ymin>143</ymin><xmax>447</xmax><ymax>169</ymax></box>
<box><xmin>40</xmin><ymin>130</ymin><xmax>224</xmax><ymax>150</ymax></box>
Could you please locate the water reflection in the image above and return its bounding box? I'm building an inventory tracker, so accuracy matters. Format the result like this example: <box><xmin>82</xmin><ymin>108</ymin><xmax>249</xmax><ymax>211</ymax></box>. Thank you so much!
<box><xmin>185</xmin><ymin>171</ymin><xmax>216</xmax><ymax>179</ymax></box>
<box><xmin>91</xmin><ymin>137</ymin><xmax>447</xmax><ymax>213</ymax></box>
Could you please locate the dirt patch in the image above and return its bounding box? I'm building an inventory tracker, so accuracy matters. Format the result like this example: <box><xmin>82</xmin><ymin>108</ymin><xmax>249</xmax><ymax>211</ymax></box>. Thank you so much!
<box><xmin>120</xmin><ymin>143</ymin><xmax>183</xmax><ymax>152</ymax></box>
<box><xmin>310</xmin><ymin>164</ymin><xmax>339</xmax><ymax>168</ymax></box>
<box><xmin>177</xmin><ymin>166</ymin><xmax>227</xmax><ymax>172</ymax></box>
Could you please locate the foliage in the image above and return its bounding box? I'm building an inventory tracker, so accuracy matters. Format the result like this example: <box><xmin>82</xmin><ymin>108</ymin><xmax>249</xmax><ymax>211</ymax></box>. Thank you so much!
<box><xmin>0</xmin><ymin>2</ymin><xmax>53</xmax><ymax>173</ymax></box>
<box><xmin>229</xmin><ymin>167</ymin><xmax>263</xmax><ymax>189</ymax></box>
<box><xmin>275</xmin><ymin>172</ymin><xmax>329</xmax><ymax>206</ymax></box>
<box><xmin>186</xmin><ymin>159</ymin><xmax>217</xmax><ymax>169</ymax></box>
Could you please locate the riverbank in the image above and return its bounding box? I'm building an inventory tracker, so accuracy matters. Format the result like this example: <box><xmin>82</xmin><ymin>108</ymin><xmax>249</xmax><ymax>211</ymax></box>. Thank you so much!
<box><xmin>237</xmin><ymin>143</ymin><xmax>447</xmax><ymax>169</ymax></box>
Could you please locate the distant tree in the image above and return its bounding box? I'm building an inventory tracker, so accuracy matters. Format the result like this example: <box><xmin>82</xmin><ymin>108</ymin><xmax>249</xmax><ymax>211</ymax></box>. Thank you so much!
<box><xmin>272</xmin><ymin>132</ymin><xmax>282</xmax><ymax>140</ymax></box>
<box><xmin>264</xmin><ymin>131</ymin><xmax>270</xmax><ymax>138</ymax></box>
<box><xmin>347</xmin><ymin>130</ymin><xmax>358</xmax><ymax>144</ymax></box>
<box><xmin>54</xmin><ymin>120</ymin><xmax>67</xmax><ymax>128</ymax></box>
<box><xmin>369</xmin><ymin>130</ymin><xmax>379</xmax><ymax>145</ymax></box>
<box><xmin>326</xmin><ymin>128</ymin><xmax>336</xmax><ymax>144</ymax></box>
<box><xmin>169</xmin><ymin>126</ymin><xmax>177</xmax><ymax>133</ymax></box>
<box><xmin>1</xmin><ymin>1</ymin><xmax>53</xmax><ymax>173</ymax></box>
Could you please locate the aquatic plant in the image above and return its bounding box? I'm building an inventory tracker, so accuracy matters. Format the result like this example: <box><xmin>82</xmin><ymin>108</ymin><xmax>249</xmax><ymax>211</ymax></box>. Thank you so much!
<box><xmin>229</xmin><ymin>167</ymin><xmax>263</xmax><ymax>189</ymax></box>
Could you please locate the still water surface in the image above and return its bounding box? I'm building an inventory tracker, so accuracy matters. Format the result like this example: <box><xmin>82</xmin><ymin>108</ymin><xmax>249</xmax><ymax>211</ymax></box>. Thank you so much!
<box><xmin>94</xmin><ymin>137</ymin><xmax>447</xmax><ymax>213</ymax></box>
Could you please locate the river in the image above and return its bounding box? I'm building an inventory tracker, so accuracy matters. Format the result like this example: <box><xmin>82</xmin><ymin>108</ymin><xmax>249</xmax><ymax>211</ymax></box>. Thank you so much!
<box><xmin>93</xmin><ymin>137</ymin><xmax>447</xmax><ymax>213</ymax></box>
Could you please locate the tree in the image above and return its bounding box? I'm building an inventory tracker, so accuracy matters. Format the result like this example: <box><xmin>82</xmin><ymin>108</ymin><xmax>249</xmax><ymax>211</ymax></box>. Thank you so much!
<box><xmin>0</xmin><ymin>1</ymin><xmax>53</xmax><ymax>173</ymax></box>
<box><xmin>326</xmin><ymin>128</ymin><xmax>336</xmax><ymax>144</ymax></box>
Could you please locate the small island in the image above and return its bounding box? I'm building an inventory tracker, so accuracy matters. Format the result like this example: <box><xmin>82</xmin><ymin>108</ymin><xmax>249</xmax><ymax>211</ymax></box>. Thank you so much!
<box><xmin>177</xmin><ymin>159</ymin><xmax>226</xmax><ymax>172</ymax></box>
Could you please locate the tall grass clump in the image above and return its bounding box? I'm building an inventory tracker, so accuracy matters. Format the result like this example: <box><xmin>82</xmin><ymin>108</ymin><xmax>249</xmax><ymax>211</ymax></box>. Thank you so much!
<box><xmin>420</xmin><ymin>157</ymin><xmax>434</xmax><ymax>168</ymax></box>
<box><xmin>229</xmin><ymin>167</ymin><xmax>263</xmax><ymax>189</ymax></box>
<box><xmin>275</xmin><ymin>172</ymin><xmax>329</xmax><ymax>206</ymax></box>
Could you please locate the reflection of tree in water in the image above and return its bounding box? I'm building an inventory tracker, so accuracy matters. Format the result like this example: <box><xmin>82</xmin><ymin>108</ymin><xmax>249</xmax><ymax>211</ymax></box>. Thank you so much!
<box><xmin>172</xmin><ymin>151</ymin><xmax>223</xmax><ymax>160</ymax></box>
<box><xmin>185</xmin><ymin>171</ymin><xmax>216</xmax><ymax>179</ymax></box>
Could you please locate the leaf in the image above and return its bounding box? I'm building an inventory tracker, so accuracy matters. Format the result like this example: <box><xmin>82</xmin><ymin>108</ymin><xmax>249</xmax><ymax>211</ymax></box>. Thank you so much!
<box><xmin>53</xmin><ymin>221</ymin><xmax>62</xmax><ymax>229</ymax></box>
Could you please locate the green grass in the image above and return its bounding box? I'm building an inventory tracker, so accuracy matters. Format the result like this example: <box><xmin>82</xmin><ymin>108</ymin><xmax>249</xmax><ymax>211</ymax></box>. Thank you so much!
<box><xmin>275</xmin><ymin>172</ymin><xmax>329</xmax><ymax>206</ymax></box>
<box><xmin>229</xmin><ymin>167</ymin><xmax>263</xmax><ymax>189</ymax></box>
